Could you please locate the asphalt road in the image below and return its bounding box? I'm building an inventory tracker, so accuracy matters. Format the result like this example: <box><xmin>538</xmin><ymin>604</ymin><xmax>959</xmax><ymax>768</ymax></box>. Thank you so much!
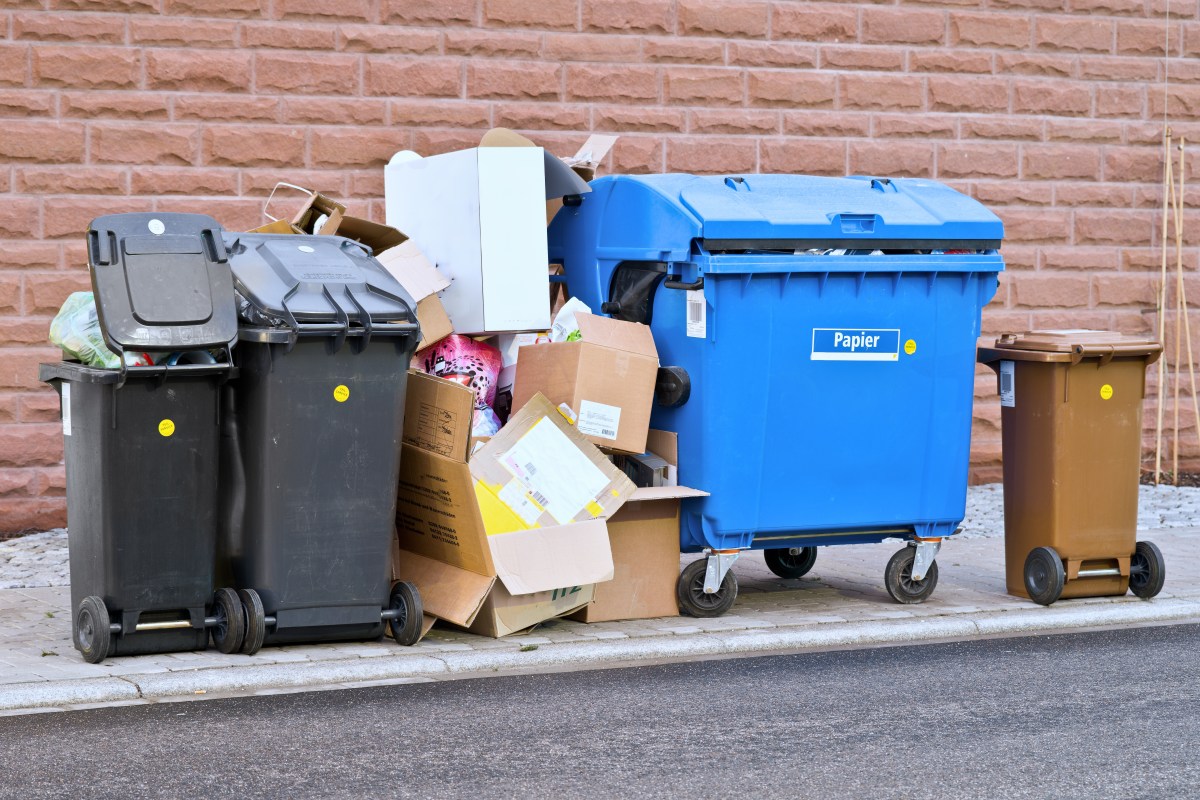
<box><xmin>1</xmin><ymin>624</ymin><xmax>1197</xmax><ymax>799</ymax></box>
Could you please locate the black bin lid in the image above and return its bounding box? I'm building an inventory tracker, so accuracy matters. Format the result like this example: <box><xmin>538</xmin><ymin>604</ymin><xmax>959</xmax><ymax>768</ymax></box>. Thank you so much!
<box><xmin>223</xmin><ymin>232</ymin><xmax>416</xmax><ymax>329</ymax></box>
<box><xmin>87</xmin><ymin>212</ymin><xmax>238</xmax><ymax>354</ymax></box>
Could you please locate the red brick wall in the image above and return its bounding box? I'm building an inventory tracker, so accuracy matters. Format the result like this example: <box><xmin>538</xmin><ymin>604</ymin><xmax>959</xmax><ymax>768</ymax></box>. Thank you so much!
<box><xmin>2</xmin><ymin>0</ymin><xmax>1199</xmax><ymax>533</ymax></box>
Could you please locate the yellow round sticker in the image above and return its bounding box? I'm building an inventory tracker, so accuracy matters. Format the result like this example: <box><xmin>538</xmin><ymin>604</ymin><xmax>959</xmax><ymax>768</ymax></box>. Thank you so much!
<box><xmin>158</xmin><ymin>419</ymin><xmax>175</xmax><ymax>437</ymax></box>
<box><xmin>333</xmin><ymin>384</ymin><xmax>350</xmax><ymax>403</ymax></box>
<box><xmin>1100</xmin><ymin>384</ymin><xmax>1114</xmax><ymax>400</ymax></box>
<box><xmin>904</xmin><ymin>339</ymin><xmax>917</xmax><ymax>356</ymax></box>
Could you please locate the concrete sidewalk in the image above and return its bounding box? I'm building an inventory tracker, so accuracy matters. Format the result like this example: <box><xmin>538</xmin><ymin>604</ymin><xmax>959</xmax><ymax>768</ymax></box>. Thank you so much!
<box><xmin>3</xmin><ymin>529</ymin><xmax>1198</xmax><ymax>715</ymax></box>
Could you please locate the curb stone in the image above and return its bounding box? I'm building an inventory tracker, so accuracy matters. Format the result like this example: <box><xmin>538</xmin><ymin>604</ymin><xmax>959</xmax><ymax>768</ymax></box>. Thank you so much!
<box><xmin>3</xmin><ymin>596</ymin><xmax>1198</xmax><ymax>714</ymax></box>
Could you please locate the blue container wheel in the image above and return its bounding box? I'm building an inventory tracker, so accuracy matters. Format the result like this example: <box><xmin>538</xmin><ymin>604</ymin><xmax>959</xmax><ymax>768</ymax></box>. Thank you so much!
<box><xmin>550</xmin><ymin>173</ymin><xmax>1004</xmax><ymax>615</ymax></box>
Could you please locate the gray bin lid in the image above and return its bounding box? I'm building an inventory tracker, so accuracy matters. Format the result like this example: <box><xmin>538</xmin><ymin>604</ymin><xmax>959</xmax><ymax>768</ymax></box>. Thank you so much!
<box><xmin>87</xmin><ymin>212</ymin><xmax>238</xmax><ymax>354</ymax></box>
<box><xmin>223</xmin><ymin>232</ymin><xmax>417</xmax><ymax>330</ymax></box>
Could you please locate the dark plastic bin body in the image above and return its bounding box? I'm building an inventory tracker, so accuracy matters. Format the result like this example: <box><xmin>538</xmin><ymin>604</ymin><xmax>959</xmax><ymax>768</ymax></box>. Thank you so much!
<box><xmin>222</xmin><ymin>329</ymin><xmax>417</xmax><ymax>645</ymax></box>
<box><xmin>40</xmin><ymin>361</ymin><xmax>228</xmax><ymax>655</ymax></box>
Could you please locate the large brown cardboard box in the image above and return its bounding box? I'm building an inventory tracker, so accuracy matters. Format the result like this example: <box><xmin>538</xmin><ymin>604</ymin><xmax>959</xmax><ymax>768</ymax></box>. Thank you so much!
<box><xmin>392</xmin><ymin>380</ymin><xmax>636</xmax><ymax>636</ymax></box>
<box><xmin>511</xmin><ymin>313</ymin><xmax>659</xmax><ymax>455</ymax></box>
<box><xmin>572</xmin><ymin>431</ymin><xmax>708</xmax><ymax>623</ymax></box>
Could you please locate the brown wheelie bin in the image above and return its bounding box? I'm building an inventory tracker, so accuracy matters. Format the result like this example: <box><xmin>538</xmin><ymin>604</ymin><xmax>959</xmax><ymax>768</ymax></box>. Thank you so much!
<box><xmin>978</xmin><ymin>330</ymin><xmax>1165</xmax><ymax>605</ymax></box>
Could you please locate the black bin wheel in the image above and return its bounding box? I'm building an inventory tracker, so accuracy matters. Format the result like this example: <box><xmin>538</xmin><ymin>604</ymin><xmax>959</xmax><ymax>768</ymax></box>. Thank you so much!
<box><xmin>1024</xmin><ymin>546</ymin><xmax>1065</xmax><ymax>606</ymax></box>
<box><xmin>764</xmin><ymin>547</ymin><xmax>818</xmax><ymax>579</ymax></box>
<box><xmin>884</xmin><ymin>546</ymin><xmax>939</xmax><ymax>604</ymax></box>
<box><xmin>1129</xmin><ymin>540</ymin><xmax>1166</xmax><ymax>599</ymax></box>
<box><xmin>75</xmin><ymin>595</ymin><xmax>111</xmax><ymax>664</ymax></box>
<box><xmin>211</xmin><ymin>587</ymin><xmax>245</xmax><ymax>654</ymax></box>
<box><xmin>239</xmin><ymin>588</ymin><xmax>267</xmax><ymax>656</ymax></box>
<box><xmin>389</xmin><ymin>581</ymin><xmax>424</xmax><ymax>646</ymax></box>
<box><xmin>676</xmin><ymin>559</ymin><xmax>738</xmax><ymax>618</ymax></box>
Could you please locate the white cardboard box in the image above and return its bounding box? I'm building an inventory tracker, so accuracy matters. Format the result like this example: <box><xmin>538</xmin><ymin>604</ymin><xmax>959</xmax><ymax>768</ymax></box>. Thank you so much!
<box><xmin>385</xmin><ymin>147</ymin><xmax>552</xmax><ymax>335</ymax></box>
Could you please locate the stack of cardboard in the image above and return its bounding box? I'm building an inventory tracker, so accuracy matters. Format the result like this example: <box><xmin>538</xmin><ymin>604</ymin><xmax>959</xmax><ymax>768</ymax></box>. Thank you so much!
<box><xmin>251</xmin><ymin>129</ymin><xmax>705</xmax><ymax>636</ymax></box>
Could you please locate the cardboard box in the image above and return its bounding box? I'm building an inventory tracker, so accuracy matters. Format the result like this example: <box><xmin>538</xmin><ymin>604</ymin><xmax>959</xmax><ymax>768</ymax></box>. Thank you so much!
<box><xmin>392</xmin><ymin>386</ymin><xmax>637</xmax><ymax>637</ymax></box>
<box><xmin>401</xmin><ymin>369</ymin><xmax>474</xmax><ymax>462</ymax></box>
<box><xmin>572</xmin><ymin>431</ymin><xmax>708</xmax><ymax>623</ymax></box>
<box><xmin>254</xmin><ymin>182</ymin><xmax>345</xmax><ymax>235</ymax></box>
<box><xmin>248</xmin><ymin>182</ymin><xmax>455</xmax><ymax>351</ymax></box>
<box><xmin>512</xmin><ymin>312</ymin><xmax>659</xmax><ymax>455</ymax></box>
<box><xmin>383</xmin><ymin>129</ymin><xmax>590</xmax><ymax>335</ymax></box>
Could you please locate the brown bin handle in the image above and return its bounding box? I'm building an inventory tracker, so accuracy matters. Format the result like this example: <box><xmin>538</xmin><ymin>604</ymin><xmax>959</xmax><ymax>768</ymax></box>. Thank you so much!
<box><xmin>1070</xmin><ymin>342</ymin><xmax>1163</xmax><ymax>366</ymax></box>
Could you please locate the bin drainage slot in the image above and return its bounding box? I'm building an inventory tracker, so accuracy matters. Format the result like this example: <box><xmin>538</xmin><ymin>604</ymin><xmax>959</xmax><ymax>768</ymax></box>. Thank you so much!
<box><xmin>1077</xmin><ymin>567</ymin><xmax>1122</xmax><ymax>578</ymax></box>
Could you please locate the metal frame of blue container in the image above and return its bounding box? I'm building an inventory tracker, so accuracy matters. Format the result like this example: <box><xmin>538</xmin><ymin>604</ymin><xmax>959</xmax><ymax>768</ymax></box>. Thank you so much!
<box><xmin>549</xmin><ymin>173</ymin><xmax>1005</xmax><ymax>615</ymax></box>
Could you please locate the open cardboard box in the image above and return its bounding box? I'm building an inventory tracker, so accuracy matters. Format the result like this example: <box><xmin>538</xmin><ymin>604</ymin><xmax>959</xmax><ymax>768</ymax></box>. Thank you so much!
<box><xmin>383</xmin><ymin>129</ymin><xmax>591</xmax><ymax>335</ymax></box>
<box><xmin>392</xmin><ymin>374</ymin><xmax>636</xmax><ymax>637</ymax></box>
<box><xmin>572</xmin><ymin>430</ymin><xmax>707</xmax><ymax>623</ymax></box>
<box><xmin>249</xmin><ymin>182</ymin><xmax>454</xmax><ymax>351</ymax></box>
<box><xmin>512</xmin><ymin>312</ymin><xmax>659</xmax><ymax>455</ymax></box>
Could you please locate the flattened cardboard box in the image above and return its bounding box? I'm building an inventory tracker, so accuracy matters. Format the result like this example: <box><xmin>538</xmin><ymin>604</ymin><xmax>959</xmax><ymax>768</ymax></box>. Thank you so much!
<box><xmin>393</xmin><ymin>387</ymin><xmax>636</xmax><ymax>636</ymax></box>
<box><xmin>572</xmin><ymin>431</ymin><xmax>708</xmax><ymax>623</ymax></box>
<box><xmin>512</xmin><ymin>313</ymin><xmax>659</xmax><ymax>455</ymax></box>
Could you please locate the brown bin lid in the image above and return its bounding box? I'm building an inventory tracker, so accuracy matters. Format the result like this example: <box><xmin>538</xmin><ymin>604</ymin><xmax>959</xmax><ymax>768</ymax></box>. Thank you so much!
<box><xmin>979</xmin><ymin>329</ymin><xmax>1162</xmax><ymax>364</ymax></box>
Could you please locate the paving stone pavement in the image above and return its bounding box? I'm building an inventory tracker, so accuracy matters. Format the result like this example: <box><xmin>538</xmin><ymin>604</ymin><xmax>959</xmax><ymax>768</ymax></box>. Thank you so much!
<box><xmin>1</xmin><ymin>520</ymin><xmax>1197</xmax><ymax>715</ymax></box>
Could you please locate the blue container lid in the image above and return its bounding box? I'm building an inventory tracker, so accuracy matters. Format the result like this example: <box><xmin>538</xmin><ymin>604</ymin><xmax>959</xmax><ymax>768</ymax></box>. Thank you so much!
<box><xmin>581</xmin><ymin>174</ymin><xmax>1003</xmax><ymax>253</ymax></box>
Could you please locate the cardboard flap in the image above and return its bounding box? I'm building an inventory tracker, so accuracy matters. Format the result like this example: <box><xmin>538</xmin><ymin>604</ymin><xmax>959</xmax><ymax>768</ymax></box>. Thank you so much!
<box><xmin>629</xmin><ymin>485</ymin><xmax>709</xmax><ymax>501</ymax></box>
<box><xmin>575</xmin><ymin>313</ymin><xmax>659</xmax><ymax>359</ymax></box>
<box><xmin>488</xmin><ymin>519</ymin><xmax>614</xmax><ymax>595</ymax></box>
<box><xmin>333</xmin><ymin>216</ymin><xmax>407</xmax><ymax>255</ymax></box>
<box><xmin>478</xmin><ymin>127</ymin><xmax>591</xmax><ymax>200</ymax></box>
<box><xmin>567</xmin><ymin>134</ymin><xmax>618</xmax><ymax>168</ymax></box>
<box><xmin>392</xmin><ymin>548</ymin><xmax>495</xmax><ymax>628</ymax></box>
<box><xmin>376</xmin><ymin>241</ymin><xmax>451</xmax><ymax>302</ymax></box>
<box><xmin>646</xmin><ymin>430</ymin><xmax>678</xmax><ymax>466</ymax></box>
<box><xmin>395</xmin><ymin>444</ymin><xmax>495</xmax><ymax>576</ymax></box>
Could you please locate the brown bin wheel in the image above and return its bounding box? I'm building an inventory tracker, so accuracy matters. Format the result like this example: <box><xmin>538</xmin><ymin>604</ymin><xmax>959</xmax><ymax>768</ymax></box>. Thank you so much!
<box><xmin>884</xmin><ymin>546</ymin><xmax>938</xmax><ymax>604</ymax></box>
<box><xmin>1129</xmin><ymin>541</ymin><xmax>1166</xmax><ymax>599</ymax></box>
<box><xmin>1024</xmin><ymin>547</ymin><xmax>1065</xmax><ymax>606</ymax></box>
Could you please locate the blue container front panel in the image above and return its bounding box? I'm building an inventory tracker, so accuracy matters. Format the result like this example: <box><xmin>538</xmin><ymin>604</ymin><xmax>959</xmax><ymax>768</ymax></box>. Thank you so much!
<box><xmin>642</xmin><ymin>255</ymin><xmax>999</xmax><ymax>552</ymax></box>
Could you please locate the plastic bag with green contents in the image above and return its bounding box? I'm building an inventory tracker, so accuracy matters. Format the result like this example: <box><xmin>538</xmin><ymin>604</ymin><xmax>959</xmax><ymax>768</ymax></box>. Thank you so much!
<box><xmin>48</xmin><ymin>292</ymin><xmax>124</xmax><ymax>369</ymax></box>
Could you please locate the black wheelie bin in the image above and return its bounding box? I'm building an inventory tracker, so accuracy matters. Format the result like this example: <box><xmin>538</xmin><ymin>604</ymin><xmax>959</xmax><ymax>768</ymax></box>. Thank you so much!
<box><xmin>39</xmin><ymin>212</ymin><xmax>249</xmax><ymax>663</ymax></box>
<box><xmin>219</xmin><ymin>232</ymin><xmax>424</xmax><ymax>650</ymax></box>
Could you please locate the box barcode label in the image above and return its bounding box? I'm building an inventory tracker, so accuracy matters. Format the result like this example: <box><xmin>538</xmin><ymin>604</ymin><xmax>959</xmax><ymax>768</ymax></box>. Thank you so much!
<box><xmin>999</xmin><ymin>360</ymin><xmax>1015</xmax><ymax>408</ymax></box>
<box><xmin>686</xmin><ymin>289</ymin><xmax>706</xmax><ymax>338</ymax></box>
<box><xmin>497</xmin><ymin>480</ymin><xmax>544</xmax><ymax>527</ymax></box>
<box><xmin>577</xmin><ymin>400</ymin><xmax>622</xmax><ymax>441</ymax></box>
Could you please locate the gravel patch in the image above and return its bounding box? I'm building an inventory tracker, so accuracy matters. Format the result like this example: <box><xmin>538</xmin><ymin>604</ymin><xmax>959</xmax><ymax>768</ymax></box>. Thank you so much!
<box><xmin>3</xmin><ymin>483</ymin><xmax>1198</xmax><ymax>588</ymax></box>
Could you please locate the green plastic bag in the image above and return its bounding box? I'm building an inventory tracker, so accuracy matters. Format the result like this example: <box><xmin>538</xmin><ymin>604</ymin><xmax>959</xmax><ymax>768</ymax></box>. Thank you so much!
<box><xmin>49</xmin><ymin>292</ymin><xmax>121</xmax><ymax>369</ymax></box>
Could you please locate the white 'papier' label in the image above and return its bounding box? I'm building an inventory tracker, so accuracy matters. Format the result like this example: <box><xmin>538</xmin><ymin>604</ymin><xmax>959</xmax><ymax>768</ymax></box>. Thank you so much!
<box><xmin>577</xmin><ymin>400</ymin><xmax>621</xmax><ymax>441</ymax></box>
<box><xmin>61</xmin><ymin>383</ymin><xmax>72</xmax><ymax>436</ymax></box>
<box><xmin>999</xmin><ymin>360</ymin><xmax>1015</xmax><ymax>408</ymax></box>
<box><xmin>686</xmin><ymin>289</ymin><xmax>706</xmax><ymax>338</ymax></box>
